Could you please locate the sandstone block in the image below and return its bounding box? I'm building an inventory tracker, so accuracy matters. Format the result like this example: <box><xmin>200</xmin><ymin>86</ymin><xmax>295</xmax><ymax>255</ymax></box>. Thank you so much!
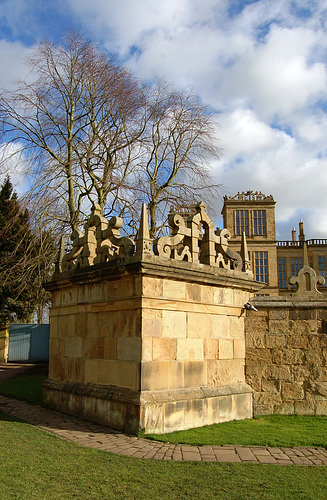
<box><xmin>87</xmin><ymin>313</ymin><xmax>98</xmax><ymax>338</ymax></box>
<box><xmin>113</xmin><ymin>309</ymin><xmax>140</xmax><ymax>338</ymax></box>
<box><xmin>233</xmin><ymin>339</ymin><xmax>245</xmax><ymax>359</ymax></box>
<box><xmin>85</xmin><ymin>359</ymin><xmax>98</xmax><ymax>384</ymax></box>
<box><xmin>276</xmin><ymin>402</ymin><xmax>295</xmax><ymax>414</ymax></box>
<box><xmin>201</xmin><ymin>285</ymin><xmax>214</xmax><ymax>304</ymax></box>
<box><xmin>184</xmin><ymin>360</ymin><xmax>207</xmax><ymax>387</ymax></box>
<box><xmin>268</xmin><ymin>309</ymin><xmax>289</xmax><ymax>321</ymax></box>
<box><xmin>153</xmin><ymin>338</ymin><xmax>176</xmax><ymax>361</ymax></box>
<box><xmin>103</xmin><ymin>337</ymin><xmax>116</xmax><ymax>360</ymax></box>
<box><xmin>58</xmin><ymin>315</ymin><xmax>76</xmax><ymax>339</ymax></box>
<box><xmin>290</xmin><ymin>309</ymin><xmax>317</xmax><ymax>321</ymax></box>
<box><xmin>118</xmin><ymin>361</ymin><xmax>140</xmax><ymax>390</ymax></box>
<box><xmin>187</xmin><ymin>312</ymin><xmax>211</xmax><ymax>338</ymax></box>
<box><xmin>185</xmin><ymin>283</ymin><xmax>202</xmax><ymax>302</ymax></box>
<box><xmin>176</xmin><ymin>338</ymin><xmax>204</xmax><ymax>361</ymax></box>
<box><xmin>266</xmin><ymin>333</ymin><xmax>287</xmax><ymax>349</ymax></box>
<box><xmin>294</xmin><ymin>401</ymin><xmax>315</xmax><ymax>415</ymax></box>
<box><xmin>282</xmin><ymin>382</ymin><xmax>304</xmax><ymax>400</ymax></box>
<box><xmin>230</xmin><ymin>316</ymin><xmax>244</xmax><ymax>340</ymax></box>
<box><xmin>97</xmin><ymin>359</ymin><xmax>118</xmax><ymax>386</ymax></box>
<box><xmin>75</xmin><ymin>312</ymin><xmax>88</xmax><ymax>338</ymax></box>
<box><xmin>316</xmin><ymin>401</ymin><xmax>327</xmax><ymax>415</ymax></box>
<box><xmin>233</xmin><ymin>289</ymin><xmax>248</xmax><ymax>307</ymax></box>
<box><xmin>142</xmin><ymin>309</ymin><xmax>162</xmax><ymax>337</ymax></box>
<box><xmin>83</xmin><ymin>337</ymin><xmax>104</xmax><ymax>358</ymax></box>
<box><xmin>306</xmin><ymin>381</ymin><xmax>327</xmax><ymax>398</ymax></box>
<box><xmin>169</xmin><ymin>361</ymin><xmax>184</xmax><ymax>389</ymax></box>
<box><xmin>65</xmin><ymin>337</ymin><xmax>82</xmax><ymax>358</ymax></box>
<box><xmin>141</xmin><ymin>361</ymin><xmax>169</xmax><ymax>390</ymax></box>
<box><xmin>293</xmin><ymin>365</ymin><xmax>311</xmax><ymax>382</ymax></box>
<box><xmin>284</xmin><ymin>348</ymin><xmax>304</xmax><ymax>365</ymax></box>
<box><xmin>68</xmin><ymin>357</ymin><xmax>84</xmax><ymax>383</ymax></box>
<box><xmin>211</xmin><ymin>315</ymin><xmax>230</xmax><ymax>339</ymax></box>
<box><xmin>266</xmin><ymin>365</ymin><xmax>291</xmax><ymax>381</ymax></box>
<box><xmin>61</xmin><ymin>288</ymin><xmax>78</xmax><ymax>306</ymax></box>
<box><xmin>245</xmin><ymin>329</ymin><xmax>266</xmax><ymax>348</ymax></box>
<box><xmin>245</xmin><ymin>365</ymin><xmax>265</xmax><ymax>392</ymax></box>
<box><xmin>213</xmin><ymin>287</ymin><xmax>233</xmax><ymax>306</ymax></box>
<box><xmin>271</xmin><ymin>349</ymin><xmax>285</xmax><ymax>365</ymax></box>
<box><xmin>162</xmin><ymin>310</ymin><xmax>186</xmax><ymax>338</ymax></box>
<box><xmin>246</xmin><ymin>348</ymin><xmax>272</xmax><ymax>365</ymax></box>
<box><xmin>245</xmin><ymin>315</ymin><xmax>268</xmax><ymax>336</ymax></box>
<box><xmin>163</xmin><ymin>280</ymin><xmax>186</xmax><ymax>300</ymax></box>
<box><xmin>117</xmin><ymin>337</ymin><xmax>142</xmax><ymax>361</ymax></box>
<box><xmin>290</xmin><ymin>320</ymin><xmax>319</xmax><ymax>336</ymax></box>
<box><xmin>268</xmin><ymin>320</ymin><xmax>290</xmax><ymax>335</ymax></box>
<box><xmin>207</xmin><ymin>359</ymin><xmax>244</xmax><ymax>386</ymax></box>
<box><xmin>304</xmin><ymin>350</ymin><xmax>322</xmax><ymax>365</ymax></box>
<box><xmin>204</xmin><ymin>339</ymin><xmax>219</xmax><ymax>360</ymax></box>
<box><xmin>261</xmin><ymin>379</ymin><xmax>280</xmax><ymax>394</ymax></box>
<box><xmin>142</xmin><ymin>277</ymin><xmax>163</xmax><ymax>298</ymax></box>
<box><xmin>142</xmin><ymin>337</ymin><xmax>153</xmax><ymax>361</ymax></box>
<box><xmin>219</xmin><ymin>339</ymin><xmax>234</xmax><ymax>359</ymax></box>
<box><xmin>254</xmin><ymin>392</ymin><xmax>282</xmax><ymax>407</ymax></box>
<box><xmin>50</xmin><ymin>356</ymin><xmax>69</xmax><ymax>380</ymax></box>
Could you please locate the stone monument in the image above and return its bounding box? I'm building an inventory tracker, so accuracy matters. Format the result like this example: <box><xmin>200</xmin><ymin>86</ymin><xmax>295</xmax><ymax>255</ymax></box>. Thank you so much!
<box><xmin>44</xmin><ymin>202</ymin><xmax>261</xmax><ymax>434</ymax></box>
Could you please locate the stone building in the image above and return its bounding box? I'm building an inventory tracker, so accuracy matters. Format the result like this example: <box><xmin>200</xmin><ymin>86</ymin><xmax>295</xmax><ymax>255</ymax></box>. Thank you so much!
<box><xmin>222</xmin><ymin>191</ymin><xmax>327</xmax><ymax>296</ymax></box>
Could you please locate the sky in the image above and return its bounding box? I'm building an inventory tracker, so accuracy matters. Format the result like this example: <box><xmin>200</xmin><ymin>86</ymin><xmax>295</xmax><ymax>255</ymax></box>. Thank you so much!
<box><xmin>0</xmin><ymin>0</ymin><xmax>326</xmax><ymax>240</ymax></box>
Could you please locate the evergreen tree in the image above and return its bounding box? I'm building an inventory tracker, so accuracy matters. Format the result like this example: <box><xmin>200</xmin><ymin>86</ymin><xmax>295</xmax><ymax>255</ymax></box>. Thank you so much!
<box><xmin>0</xmin><ymin>176</ymin><xmax>54</xmax><ymax>323</ymax></box>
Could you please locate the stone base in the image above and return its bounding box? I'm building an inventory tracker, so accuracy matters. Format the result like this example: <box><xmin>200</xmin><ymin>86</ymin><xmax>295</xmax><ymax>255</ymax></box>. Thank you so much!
<box><xmin>43</xmin><ymin>379</ymin><xmax>253</xmax><ymax>434</ymax></box>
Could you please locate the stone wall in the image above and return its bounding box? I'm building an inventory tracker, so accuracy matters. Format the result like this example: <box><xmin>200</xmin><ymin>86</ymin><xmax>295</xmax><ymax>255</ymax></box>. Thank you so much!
<box><xmin>245</xmin><ymin>297</ymin><xmax>327</xmax><ymax>415</ymax></box>
<box><xmin>0</xmin><ymin>323</ymin><xmax>9</xmax><ymax>362</ymax></box>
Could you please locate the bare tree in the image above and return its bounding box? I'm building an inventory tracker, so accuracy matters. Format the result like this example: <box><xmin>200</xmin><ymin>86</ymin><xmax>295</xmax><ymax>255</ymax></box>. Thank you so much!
<box><xmin>0</xmin><ymin>30</ymin><xmax>145</xmax><ymax>232</ymax></box>
<box><xmin>132</xmin><ymin>80</ymin><xmax>222</xmax><ymax>237</ymax></box>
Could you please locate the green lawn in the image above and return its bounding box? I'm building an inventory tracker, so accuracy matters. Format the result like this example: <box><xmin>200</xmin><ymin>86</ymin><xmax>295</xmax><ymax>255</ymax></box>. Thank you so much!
<box><xmin>1</xmin><ymin>412</ymin><xmax>327</xmax><ymax>500</ymax></box>
<box><xmin>0</xmin><ymin>372</ymin><xmax>47</xmax><ymax>405</ymax></box>
<box><xmin>145</xmin><ymin>414</ymin><xmax>327</xmax><ymax>448</ymax></box>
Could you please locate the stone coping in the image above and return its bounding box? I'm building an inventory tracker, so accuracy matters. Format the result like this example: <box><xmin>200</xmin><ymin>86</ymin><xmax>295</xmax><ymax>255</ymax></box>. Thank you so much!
<box><xmin>43</xmin><ymin>379</ymin><xmax>253</xmax><ymax>405</ymax></box>
<box><xmin>45</xmin><ymin>254</ymin><xmax>262</xmax><ymax>293</ymax></box>
<box><xmin>252</xmin><ymin>296</ymin><xmax>327</xmax><ymax>309</ymax></box>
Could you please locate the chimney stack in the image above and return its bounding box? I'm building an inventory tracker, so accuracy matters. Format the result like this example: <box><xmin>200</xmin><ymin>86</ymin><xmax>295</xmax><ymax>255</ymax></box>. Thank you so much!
<box><xmin>299</xmin><ymin>220</ymin><xmax>305</xmax><ymax>243</ymax></box>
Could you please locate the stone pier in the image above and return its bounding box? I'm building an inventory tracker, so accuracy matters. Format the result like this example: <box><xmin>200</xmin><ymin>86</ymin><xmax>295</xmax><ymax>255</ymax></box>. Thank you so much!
<box><xmin>44</xmin><ymin>203</ymin><xmax>261</xmax><ymax>434</ymax></box>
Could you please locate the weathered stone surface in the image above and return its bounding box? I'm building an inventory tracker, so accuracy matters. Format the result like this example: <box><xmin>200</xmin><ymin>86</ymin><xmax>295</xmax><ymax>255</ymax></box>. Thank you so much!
<box><xmin>246</xmin><ymin>348</ymin><xmax>272</xmax><ymax>364</ymax></box>
<box><xmin>245</xmin><ymin>300</ymin><xmax>327</xmax><ymax>417</ymax></box>
<box><xmin>294</xmin><ymin>401</ymin><xmax>316</xmax><ymax>415</ymax></box>
<box><xmin>282</xmin><ymin>382</ymin><xmax>304</xmax><ymax>400</ymax></box>
<box><xmin>162</xmin><ymin>310</ymin><xmax>187</xmax><ymax>338</ymax></box>
<box><xmin>176</xmin><ymin>338</ymin><xmax>204</xmax><ymax>361</ymax></box>
<box><xmin>219</xmin><ymin>339</ymin><xmax>234</xmax><ymax>360</ymax></box>
<box><xmin>188</xmin><ymin>312</ymin><xmax>211</xmax><ymax>339</ymax></box>
<box><xmin>246</xmin><ymin>329</ymin><xmax>269</xmax><ymax>348</ymax></box>
<box><xmin>207</xmin><ymin>359</ymin><xmax>245</xmax><ymax>386</ymax></box>
<box><xmin>266</xmin><ymin>333</ymin><xmax>287</xmax><ymax>349</ymax></box>
<box><xmin>211</xmin><ymin>315</ymin><xmax>230</xmax><ymax>339</ymax></box>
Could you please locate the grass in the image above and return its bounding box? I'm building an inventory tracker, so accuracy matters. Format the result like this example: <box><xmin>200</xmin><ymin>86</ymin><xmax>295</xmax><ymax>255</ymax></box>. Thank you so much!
<box><xmin>1</xmin><ymin>411</ymin><xmax>327</xmax><ymax>500</ymax></box>
<box><xmin>145</xmin><ymin>414</ymin><xmax>327</xmax><ymax>448</ymax></box>
<box><xmin>0</xmin><ymin>370</ymin><xmax>47</xmax><ymax>405</ymax></box>
<box><xmin>1</xmin><ymin>369</ymin><xmax>327</xmax><ymax>449</ymax></box>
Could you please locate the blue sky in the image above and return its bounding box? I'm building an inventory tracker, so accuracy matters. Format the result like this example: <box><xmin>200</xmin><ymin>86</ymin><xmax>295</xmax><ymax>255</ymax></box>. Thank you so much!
<box><xmin>0</xmin><ymin>0</ymin><xmax>327</xmax><ymax>240</ymax></box>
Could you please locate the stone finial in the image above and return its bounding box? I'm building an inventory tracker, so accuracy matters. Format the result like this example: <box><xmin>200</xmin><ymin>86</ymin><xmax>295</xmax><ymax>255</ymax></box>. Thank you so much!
<box><xmin>289</xmin><ymin>242</ymin><xmax>325</xmax><ymax>296</ymax></box>
<box><xmin>241</xmin><ymin>231</ymin><xmax>252</xmax><ymax>273</ymax></box>
<box><xmin>135</xmin><ymin>203</ymin><xmax>153</xmax><ymax>257</ymax></box>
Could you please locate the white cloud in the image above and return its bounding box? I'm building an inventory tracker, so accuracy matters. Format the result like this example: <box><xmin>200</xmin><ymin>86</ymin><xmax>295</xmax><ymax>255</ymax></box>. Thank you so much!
<box><xmin>0</xmin><ymin>0</ymin><xmax>326</xmax><ymax>239</ymax></box>
<box><xmin>0</xmin><ymin>39</ymin><xmax>31</xmax><ymax>88</ymax></box>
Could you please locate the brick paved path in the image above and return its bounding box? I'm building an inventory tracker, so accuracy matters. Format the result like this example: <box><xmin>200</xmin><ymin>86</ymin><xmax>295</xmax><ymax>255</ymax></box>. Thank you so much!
<box><xmin>0</xmin><ymin>364</ymin><xmax>327</xmax><ymax>465</ymax></box>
